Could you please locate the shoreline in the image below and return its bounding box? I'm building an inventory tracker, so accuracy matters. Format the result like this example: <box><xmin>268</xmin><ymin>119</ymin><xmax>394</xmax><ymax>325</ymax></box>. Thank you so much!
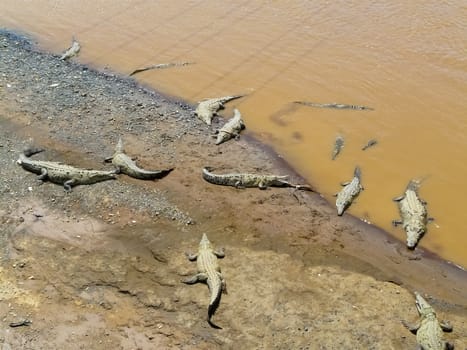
<box><xmin>2</xmin><ymin>25</ymin><xmax>466</xmax><ymax>302</ymax></box>
<box><xmin>1</xmin><ymin>28</ymin><xmax>466</xmax><ymax>348</ymax></box>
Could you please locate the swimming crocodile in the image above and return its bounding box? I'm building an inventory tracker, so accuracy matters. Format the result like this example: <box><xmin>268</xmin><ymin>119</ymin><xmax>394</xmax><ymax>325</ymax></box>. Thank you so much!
<box><xmin>362</xmin><ymin>139</ymin><xmax>378</xmax><ymax>151</ymax></box>
<box><xmin>195</xmin><ymin>95</ymin><xmax>244</xmax><ymax>125</ymax></box>
<box><xmin>60</xmin><ymin>37</ymin><xmax>81</xmax><ymax>60</ymax></box>
<box><xmin>294</xmin><ymin>100</ymin><xmax>374</xmax><ymax>111</ymax></box>
<box><xmin>129</xmin><ymin>61</ymin><xmax>194</xmax><ymax>76</ymax></box>
<box><xmin>215</xmin><ymin>108</ymin><xmax>245</xmax><ymax>145</ymax></box>
<box><xmin>332</xmin><ymin>135</ymin><xmax>345</xmax><ymax>160</ymax></box>
<box><xmin>17</xmin><ymin>148</ymin><xmax>117</xmax><ymax>191</ymax></box>
<box><xmin>202</xmin><ymin>167</ymin><xmax>313</xmax><ymax>191</ymax></box>
<box><xmin>183</xmin><ymin>233</ymin><xmax>226</xmax><ymax>329</ymax></box>
<box><xmin>403</xmin><ymin>292</ymin><xmax>454</xmax><ymax>350</ymax></box>
<box><xmin>392</xmin><ymin>180</ymin><xmax>430</xmax><ymax>249</ymax></box>
<box><xmin>105</xmin><ymin>138</ymin><xmax>173</xmax><ymax>180</ymax></box>
<box><xmin>335</xmin><ymin>166</ymin><xmax>363</xmax><ymax>216</ymax></box>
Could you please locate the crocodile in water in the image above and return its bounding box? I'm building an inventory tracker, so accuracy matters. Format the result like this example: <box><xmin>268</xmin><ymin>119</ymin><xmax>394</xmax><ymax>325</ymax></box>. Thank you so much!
<box><xmin>129</xmin><ymin>61</ymin><xmax>194</xmax><ymax>76</ymax></box>
<box><xmin>335</xmin><ymin>166</ymin><xmax>363</xmax><ymax>216</ymax></box>
<box><xmin>403</xmin><ymin>292</ymin><xmax>453</xmax><ymax>350</ymax></box>
<box><xmin>105</xmin><ymin>138</ymin><xmax>173</xmax><ymax>180</ymax></box>
<box><xmin>17</xmin><ymin>148</ymin><xmax>117</xmax><ymax>191</ymax></box>
<box><xmin>332</xmin><ymin>135</ymin><xmax>345</xmax><ymax>160</ymax></box>
<box><xmin>215</xmin><ymin>108</ymin><xmax>245</xmax><ymax>145</ymax></box>
<box><xmin>392</xmin><ymin>180</ymin><xmax>431</xmax><ymax>249</ymax></box>
<box><xmin>60</xmin><ymin>37</ymin><xmax>81</xmax><ymax>60</ymax></box>
<box><xmin>202</xmin><ymin>167</ymin><xmax>313</xmax><ymax>191</ymax></box>
<box><xmin>195</xmin><ymin>95</ymin><xmax>244</xmax><ymax>125</ymax></box>
<box><xmin>183</xmin><ymin>233</ymin><xmax>226</xmax><ymax>329</ymax></box>
<box><xmin>362</xmin><ymin>139</ymin><xmax>378</xmax><ymax>151</ymax></box>
<box><xmin>294</xmin><ymin>100</ymin><xmax>374</xmax><ymax>111</ymax></box>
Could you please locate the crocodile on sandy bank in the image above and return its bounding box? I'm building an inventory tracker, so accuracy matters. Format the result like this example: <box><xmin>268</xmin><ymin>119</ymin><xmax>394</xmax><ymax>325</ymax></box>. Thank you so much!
<box><xmin>202</xmin><ymin>167</ymin><xmax>313</xmax><ymax>191</ymax></box>
<box><xmin>335</xmin><ymin>166</ymin><xmax>363</xmax><ymax>216</ymax></box>
<box><xmin>183</xmin><ymin>233</ymin><xmax>226</xmax><ymax>329</ymax></box>
<box><xmin>105</xmin><ymin>138</ymin><xmax>173</xmax><ymax>180</ymax></box>
<box><xmin>294</xmin><ymin>100</ymin><xmax>374</xmax><ymax>111</ymax></box>
<box><xmin>392</xmin><ymin>180</ymin><xmax>431</xmax><ymax>249</ymax></box>
<box><xmin>403</xmin><ymin>292</ymin><xmax>454</xmax><ymax>350</ymax></box>
<box><xmin>17</xmin><ymin>148</ymin><xmax>117</xmax><ymax>191</ymax></box>
<box><xmin>60</xmin><ymin>37</ymin><xmax>81</xmax><ymax>61</ymax></box>
<box><xmin>195</xmin><ymin>95</ymin><xmax>244</xmax><ymax>125</ymax></box>
<box><xmin>215</xmin><ymin>108</ymin><xmax>245</xmax><ymax>145</ymax></box>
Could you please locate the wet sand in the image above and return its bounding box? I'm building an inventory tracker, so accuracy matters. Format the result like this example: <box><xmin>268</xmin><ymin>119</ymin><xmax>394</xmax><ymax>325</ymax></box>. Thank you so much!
<box><xmin>0</xmin><ymin>30</ymin><xmax>466</xmax><ymax>349</ymax></box>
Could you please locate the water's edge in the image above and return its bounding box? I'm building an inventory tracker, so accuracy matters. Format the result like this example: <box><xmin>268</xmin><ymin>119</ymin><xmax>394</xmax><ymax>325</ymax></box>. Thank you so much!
<box><xmin>3</xmin><ymin>27</ymin><xmax>465</xmax><ymax>278</ymax></box>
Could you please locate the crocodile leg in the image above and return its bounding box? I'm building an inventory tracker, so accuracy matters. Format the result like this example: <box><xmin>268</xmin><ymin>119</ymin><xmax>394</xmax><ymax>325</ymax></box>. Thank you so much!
<box><xmin>63</xmin><ymin>179</ymin><xmax>76</xmax><ymax>192</ymax></box>
<box><xmin>220</xmin><ymin>273</ymin><xmax>227</xmax><ymax>294</ymax></box>
<box><xmin>214</xmin><ymin>248</ymin><xmax>225</xmax><ymax>258</ymax></box>
<box><xmin>393</xmin><ymin>195</ymin><xmax>405</xmax><ymax>202</ymax></box>
<box><xmin>185</xmin><ymin>252</ymin><xmax>198</xmax><ymax>261</ymax></box>
<box><xmin>37</xmin><ymin>168</ymin><xmax>48</xmax><ymax>181</ymax></box>
<box><xmin>401</xmin><ymin>319</ymin><xmax>420</xmax><ymax>334</ymax></box>
<box><xmin>258</xmin><ymin>181</ymin><xmax>267</xmax><ymax>190</ymax></box>
<box><xmin>182</xmin><ymin>273</ymin><xmax>208</xmax><ymax>284</ymax></box>
<box><xmin>440</xmin><ymin>320</ymin><xmax>453</xmax><ymax>332</ymax></box>
<box><xmin>234</xmin><ymin>181</ymin><xmax>245</xmax><ymax>189</ymax></box>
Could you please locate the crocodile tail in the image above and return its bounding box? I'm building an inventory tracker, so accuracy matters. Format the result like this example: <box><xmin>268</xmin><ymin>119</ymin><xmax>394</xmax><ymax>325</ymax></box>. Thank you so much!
<box><xmin>206</xmin><ymin>276</ymin><xmax>223</xmax><ymax>329</ymax></box>
<box><xmin>226</xmin><ymin>95</ymin><xmax>244</xmax><ymax>103</ymax></box>
<box><xmin>154</xmin><ymin>168</ymin><xmax>174</xmax><ymax>179</ymax></box>
<box><xmin>354</xmin><ymin>166</ymin><xmax>361</xmax><ymax>180</ymax></box>
<box><xmin>207</xmin><ymin>302</ymin><xmax>222</xmax><ymax>329</ymax></box>
<box><xmin>23</xmin><ymin>147</ymin><xmax>45</xmax><ymax>157</ymax></box>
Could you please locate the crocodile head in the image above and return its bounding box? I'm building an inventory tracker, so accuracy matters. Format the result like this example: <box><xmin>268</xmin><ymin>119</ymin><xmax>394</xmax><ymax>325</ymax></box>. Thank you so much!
<box><xmin>336</xmin><ymin>198</ymin><xmax>348</xmax><ymax>216</ymax></box>
<box><xmin>199</xmin><ymin>233</ymin><xmax>212</xmax><ymax>250</ymax></box>
<box><xmin>215</xmin><ymin>132</ymin><xmax>229</xmax><ymax>145</ymax></box>
<box><xmin>115</xmin><ymin>138</ymin><xmax>125</xmax><ymax>154</ymax></box>
<box><xmin>405</xmin><ymin>223</ymin><xmax>426</xmax><ymax>249</ymax></box>
<box><xmin>414</xmin><ymin>292</ymin><xmax>435</xmax><ymax>318</ymax></box>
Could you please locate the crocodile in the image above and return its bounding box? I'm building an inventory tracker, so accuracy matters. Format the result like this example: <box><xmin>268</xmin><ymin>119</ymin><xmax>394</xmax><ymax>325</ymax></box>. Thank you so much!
<box><xmin>332</xmin><ymin>135</ymin><xmax>345</xmax><ymax>160</ymax></box>
<box><xmin>183</xmin><ymin>233</ymin><xmax>226</xmax><ymax>329</ymax></box>
<box><xmin>392</xmin><ymin>180</ymin><xmax>430</xmax><ymax>249</ymax></box>
<box><xmin>202</xmin><ymin>167</ymin><xmax>313</xmax><ymax>191</ymax></box>
<box><xmin>335</xmin><ymin>166</ymin><xmax>363</xmax><ymax>216</ymax></box>
<box><xmin>195</xmin><ymin>95</ymin><xmax>244</xmax><ymax>125</ymax></box>
<box><xmin>60</xmin><ymin>37</ymin><xmax>81</xmax><ymax>60</ymax></box>
<box><xmin>403</xmin><ymin>292</ymin><xmax>454</xmax><ymax>350</ymax></box>
<box><xmin>294</xmin><ymin>100</ymin><xmax>374</xmax><ymax>111</ymax></box>
<box><xmin>362</xmin><ymin>138</ymin><xmax>378</xmax><ymax>151</ymax></box>
<box><xmin>215</xmin><ymin>108</ymin><xmax>245</xmax><ymax>145</ymax></box>
<box><xmin>17</xmin><ymin>148</ymin><xmax>117</xmax><ymax>191</ymax></box>
<box><xmin>105</xmin><ymin>138</ymin><xmax>173</xmax><ymax>180</ymax></box>
<box><xmin>129</xmin><ymin>61</ymin><xmax>194</xmax><ymax>76</ymax></box>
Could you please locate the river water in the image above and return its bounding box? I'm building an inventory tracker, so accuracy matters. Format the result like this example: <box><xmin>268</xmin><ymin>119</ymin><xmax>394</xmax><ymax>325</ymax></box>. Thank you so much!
<box><xmin>2</xmin><ymin>0</ymin><xmax>466</xmax><ymax>268</ymax></box>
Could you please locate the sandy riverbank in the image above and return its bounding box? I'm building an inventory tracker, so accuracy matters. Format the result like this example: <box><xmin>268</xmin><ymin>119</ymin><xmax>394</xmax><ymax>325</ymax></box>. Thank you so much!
<box><xmin>0</xmin><ymin>29</ymin><xmax>465</xmax><ymax>349</ymax></box>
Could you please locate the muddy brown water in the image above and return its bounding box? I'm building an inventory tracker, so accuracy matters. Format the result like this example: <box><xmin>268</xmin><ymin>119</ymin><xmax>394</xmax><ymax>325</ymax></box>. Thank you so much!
<box><xmin>2</xmin><ymin>1</ymin><xmax>467</xmax><ymax>268</ymax></box>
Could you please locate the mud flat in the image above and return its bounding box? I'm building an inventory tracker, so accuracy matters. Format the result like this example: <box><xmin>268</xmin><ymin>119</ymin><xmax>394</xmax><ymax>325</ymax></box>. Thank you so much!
<box><xmin>0</xmin><ymin>29</ymin><xmax>466</xmax><ymax>349</ymax></box>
